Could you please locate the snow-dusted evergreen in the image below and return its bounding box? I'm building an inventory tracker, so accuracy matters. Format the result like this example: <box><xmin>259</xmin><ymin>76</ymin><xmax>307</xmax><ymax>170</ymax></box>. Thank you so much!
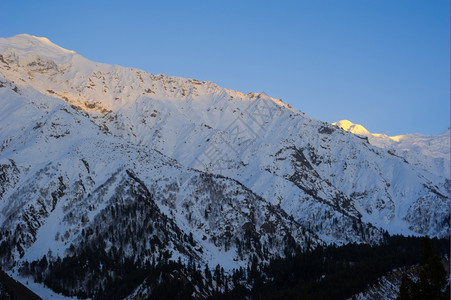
<box><xmin>0</xmin><ymin>34</ymin><xmax>448</xmax><ymax>298</ymax></box>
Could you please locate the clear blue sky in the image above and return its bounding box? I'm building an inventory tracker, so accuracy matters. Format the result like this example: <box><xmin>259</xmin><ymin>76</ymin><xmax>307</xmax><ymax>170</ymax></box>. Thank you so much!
<box><xmin>1</xmin><ymin>0</ymin><xmax>449</xmax><ymax>135</ymax></box>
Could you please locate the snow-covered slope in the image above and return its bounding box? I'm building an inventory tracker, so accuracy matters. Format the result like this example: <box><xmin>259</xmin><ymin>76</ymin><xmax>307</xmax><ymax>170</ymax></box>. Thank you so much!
<box><xmin>0</xmin><ymin>34</ymin><xmax>449</xmax><ymax>297</ymax></box>
<box><xmin>0</xmin><ymin>78</ymin><xmax>321</xmax><ymax>298</ymax></box>
<box><xmin>333</xmin><ymin>120</ymin><xmax>450</xmax><ymax>178</ymax></box>
<box><xmin>1</xmin><ymin>34</ymin><xmax>448</xmax><ymax>240</ymax></box>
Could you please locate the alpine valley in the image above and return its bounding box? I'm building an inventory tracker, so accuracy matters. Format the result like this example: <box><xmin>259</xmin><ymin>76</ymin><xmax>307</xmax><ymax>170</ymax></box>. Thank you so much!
<box><xmin>0</xmin><ymin>34</ymin><xmax>449</xmax><ymax>299</ymax></box>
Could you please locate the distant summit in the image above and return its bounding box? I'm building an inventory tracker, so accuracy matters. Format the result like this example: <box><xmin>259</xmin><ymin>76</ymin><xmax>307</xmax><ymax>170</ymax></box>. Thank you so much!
<box><xmin>0</xmin><ymin>34</ymin><xmax>76</xmax><ymax>57</ymax></box>
<box><xmin>333</xmin><ymin>119</ymin><xmax>449</xmax><ymax>177</ymax></box>
<box><xmin>333</xmin><ymin>120</ymin><xmax>370</xmax><ymax>136</ymax></box>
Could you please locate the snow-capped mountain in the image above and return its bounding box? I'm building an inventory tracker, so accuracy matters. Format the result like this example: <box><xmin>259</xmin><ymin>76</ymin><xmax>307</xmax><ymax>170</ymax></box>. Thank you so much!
<box><xmin>0</xmin><ymin>34</ymin><xmax>449</xmax><ymax>298</ymax></box>
<box><xmin>0</xmin><ymin>77</ymin><xmax>317</xmax><ymax>259</ymax></box>
<box><xmin>333</xmin><ymin>120</ymin><xmax>450</xmax><ymax>178</ymax></box>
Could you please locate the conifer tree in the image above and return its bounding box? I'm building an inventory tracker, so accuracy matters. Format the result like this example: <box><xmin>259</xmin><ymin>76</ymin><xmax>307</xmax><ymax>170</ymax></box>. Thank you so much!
<box><xmin>397</xmin><ymin>237</ymin><xmax>449</xmax><ymax>300</ymax></box>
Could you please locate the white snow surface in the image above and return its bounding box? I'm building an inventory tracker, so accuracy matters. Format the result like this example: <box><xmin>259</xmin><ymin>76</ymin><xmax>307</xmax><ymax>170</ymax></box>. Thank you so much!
<box><xmin>333</xmin><ymin>120</ymin><xmax>450</xmax><ymax>178</ymax></box>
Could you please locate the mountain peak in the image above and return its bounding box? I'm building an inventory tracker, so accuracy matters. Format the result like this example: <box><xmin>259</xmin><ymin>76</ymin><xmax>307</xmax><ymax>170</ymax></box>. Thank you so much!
<box><xmin>16</xmin><ymin>34</ymin><xmax>55</xmax><ymax>45</ymax></box>
<box><xmin>2</xmin><ymin>34</ymin><xmax>75</xmax><ymax>53</ymax></box>
<box><xmin>332</xmin><ymin>120</ymin><xmax>370</xmax><ymax>135</ymax></box>
<box><xmin>0</xmin><ymin>34</ymin><xmax>76</xmax><ymax>67</ymax></box>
